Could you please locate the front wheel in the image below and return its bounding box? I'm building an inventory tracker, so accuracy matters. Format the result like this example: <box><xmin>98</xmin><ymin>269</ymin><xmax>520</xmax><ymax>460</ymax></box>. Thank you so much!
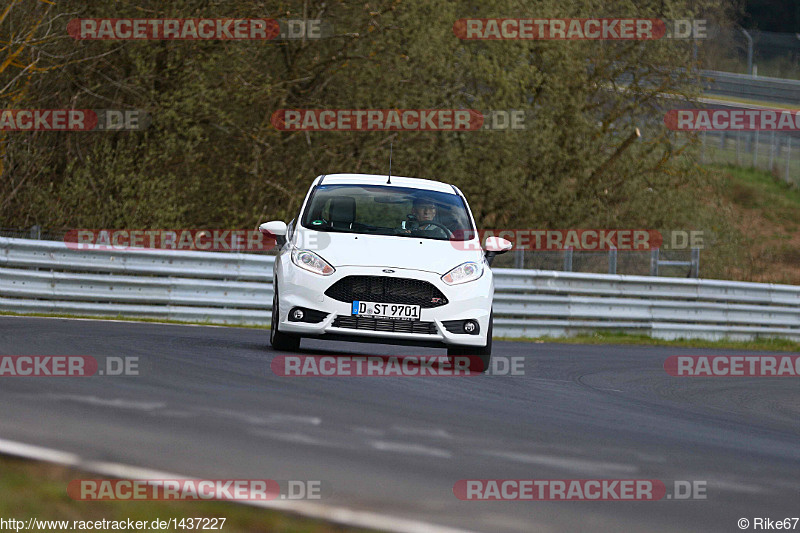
<box><xmin>270</xmin><ymin>283</ymin><xmax>300</xmax><ymax>352</ymax></box>
<box><xmin>447</xmin><ymin>312</ymin><xmax>492</xmax><ymax>373</ymax></box>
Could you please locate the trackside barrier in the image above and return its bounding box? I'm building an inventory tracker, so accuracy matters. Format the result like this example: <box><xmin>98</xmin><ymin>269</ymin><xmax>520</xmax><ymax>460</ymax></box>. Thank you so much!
<box><xmin>703</xmin><ymin>69</ymin><xmax>800</xmax><ymax>105</ymax></box>
<box><xmin>2</xmin><ymin>237</ymin><xmax>800</xmax><ymax>341</ymax></box>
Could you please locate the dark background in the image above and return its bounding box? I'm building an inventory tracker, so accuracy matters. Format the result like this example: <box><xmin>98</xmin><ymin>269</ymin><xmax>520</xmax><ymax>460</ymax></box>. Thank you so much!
<box><xmin>744</xmin><ymin>0</ymin><xmax>800</xmax><ymax>31</ymax></box>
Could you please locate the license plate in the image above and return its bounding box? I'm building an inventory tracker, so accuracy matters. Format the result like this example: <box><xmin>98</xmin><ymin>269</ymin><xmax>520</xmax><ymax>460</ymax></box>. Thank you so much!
<box><xmin>351</xmin><ymin>301</ymin><xmax>421</xmax><ymax>321</ymax></box>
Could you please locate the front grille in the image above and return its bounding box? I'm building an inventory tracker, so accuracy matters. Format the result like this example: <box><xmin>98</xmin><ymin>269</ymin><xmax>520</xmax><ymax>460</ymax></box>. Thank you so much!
<box><xmin>332</xmin><ymin>315</ymin><xmax>438</xmax><ymax>335</ymax></box>
<box><xmin>324</xmin><ymin>276</ymin><xmax>448</xmax><ymax>308</ymax></box>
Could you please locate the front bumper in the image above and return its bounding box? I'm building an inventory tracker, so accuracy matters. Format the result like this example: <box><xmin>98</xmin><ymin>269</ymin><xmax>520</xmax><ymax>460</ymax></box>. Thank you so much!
<box><xmin>275</xmin><ymin>262</ymin><xmax>492</xmax><ymax>348</ymax></box>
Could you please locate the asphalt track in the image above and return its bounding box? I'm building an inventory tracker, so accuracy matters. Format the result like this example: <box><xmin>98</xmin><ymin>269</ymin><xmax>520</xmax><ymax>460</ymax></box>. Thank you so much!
<box><xmin>0</xmin><ymin>316</ymin><xmax>798</xmax><ymax>532</ymax></box>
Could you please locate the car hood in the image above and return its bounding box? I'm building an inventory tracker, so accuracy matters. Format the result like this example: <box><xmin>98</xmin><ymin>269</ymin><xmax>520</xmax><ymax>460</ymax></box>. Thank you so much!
<box><xmin>294</xmin><ymin>228</ymin><xmax>483</xmax><ymax>275</ymax></box>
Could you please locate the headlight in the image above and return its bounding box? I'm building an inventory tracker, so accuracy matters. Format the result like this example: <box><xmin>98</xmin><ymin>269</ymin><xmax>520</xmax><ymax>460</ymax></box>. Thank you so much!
<box><xmin>441</xmin><ymin>261</ymin><xmax>483</xmax><ymax>285</ymax></box>
<box><xmin>291</xmin><ymin>248</ymin><xmax>335</xmax><ymax>276</ymax></box>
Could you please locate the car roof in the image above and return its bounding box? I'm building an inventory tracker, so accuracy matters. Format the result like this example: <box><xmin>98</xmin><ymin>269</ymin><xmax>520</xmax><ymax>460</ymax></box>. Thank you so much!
<box><xmin>315</xmin><ymin>173</ymin><xmax>457</xmax><ymax>194</ymax></box>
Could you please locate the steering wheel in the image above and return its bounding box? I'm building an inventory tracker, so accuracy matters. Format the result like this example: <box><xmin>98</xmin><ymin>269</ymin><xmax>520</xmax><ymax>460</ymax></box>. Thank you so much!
<box><xmin>417</xmin><ymin>221</ymin><xmax>454</xmax><ymax>238</ymax></box>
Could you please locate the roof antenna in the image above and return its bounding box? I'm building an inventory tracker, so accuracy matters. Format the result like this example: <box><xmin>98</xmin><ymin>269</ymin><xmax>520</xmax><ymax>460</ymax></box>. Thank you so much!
<box><xmin>387</xmin><ymin>140</ymin><xmax>393</xmax><ymax>184</ymax></box>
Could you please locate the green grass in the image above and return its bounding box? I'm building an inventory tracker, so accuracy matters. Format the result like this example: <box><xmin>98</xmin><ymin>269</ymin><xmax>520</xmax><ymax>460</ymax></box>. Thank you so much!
<box><xmin>703</xmin><ymin>144</ymin><xmax>800</xmax><ymax>189</ymax></box>
<box><xmin>0</xmin><ymin>456</ymin><xmax>375</xmax><ymax>533</ymax></box>
<box><xmin>499</xmin><ymin>330</ymin><xmax>800</xmax><ymax>352</ymax></box>
<box><xmin>710</xmin><ymin>164</ymin><xmax>800</xmax><ymax>230</ymax></box>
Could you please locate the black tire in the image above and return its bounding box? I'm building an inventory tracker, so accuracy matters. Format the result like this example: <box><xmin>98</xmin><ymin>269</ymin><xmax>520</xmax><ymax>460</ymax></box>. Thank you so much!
<box><xmin>270</xmin><ymin>282</ymin><xmax>301</xmax><ymax>352</ymax></box>
<box><xmin>447</xmin><ymin>311</ymin><xmax>492</xmax><ymax>373</ymax></box>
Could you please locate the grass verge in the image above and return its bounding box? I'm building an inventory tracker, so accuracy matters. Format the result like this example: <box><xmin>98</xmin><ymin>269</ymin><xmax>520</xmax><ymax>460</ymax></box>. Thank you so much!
<box><xmin>500</xmin><ymin>330</ymin><xmax>800</xmax><ymax>352</ymax></box>
<box><xmin>0</xmin><ymin>455</ymin><xmax>374</xmax><ymax>533</ymax></box>
<box><xmin>0</xmin><ymin>310</ymin><xmax>267</xmax><ymax>329</ymax></box>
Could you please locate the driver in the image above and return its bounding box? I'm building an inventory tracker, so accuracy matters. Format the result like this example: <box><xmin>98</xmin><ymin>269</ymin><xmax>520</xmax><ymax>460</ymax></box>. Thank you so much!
<box><xmin>403</xmin><ymin>198</ymin><xmax>449</xmax><ymax>238</ymax></box>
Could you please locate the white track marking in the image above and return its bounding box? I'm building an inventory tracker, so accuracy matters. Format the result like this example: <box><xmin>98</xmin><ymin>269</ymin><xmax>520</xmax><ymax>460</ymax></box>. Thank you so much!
<box><xmin>369</xmin><ymin>441</ymin><xmax>453</xmax><ymax>459</ymax></box>
<box><xmin>485</xmin><ymin>451</ymin><xmax>638</xmax><ymax>475</ymax></box>
<box><xmin>200</xmin><ymin>407</ymin><xmax>321</xmax><ymax>426</ymax></box>
<box><xmin>45</xmin><ymin>394</ymin><xmax>166</xmax><ymax>411</ymax></box>
<box><xmin>391</xmin><ymin>426</ymin><xmax>453</xmax><ymax>439</ymax></box>
<box><xmin>249</xmin><ymin>429</ymin><xmax>332</xmax><ymax>447</ymax></box>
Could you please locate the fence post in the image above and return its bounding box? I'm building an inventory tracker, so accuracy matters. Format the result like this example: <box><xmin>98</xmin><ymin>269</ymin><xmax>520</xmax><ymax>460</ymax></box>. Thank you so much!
<box><xmin>563</xmin><ymin>248</ymin><xmax>573</xmax><ymax>272</ymax></box>
<box><xmin>769</xmin><ymin>131</ymin><xmax>776</xmax><ymax>169</ymax></box>
<box><xmin>514</xmin><ymin>249</ymin><xmax>524</xmax><ymax>269</ymax></box>
<box><xmin>786</xmin><ymin>136</ymin><xmax>792</xmax><ymax>184</ymax></box>
<box><xmin>753</xmin><ymin>130</ymin><xmax>759</xmax><ymax>167</ymax></box>
<box><xmin>741</xmin><ymin>27</ymin><xmax>753</xmax><ymax>76</ymax></box>
<box><xmin>608</xmin><ymin>248</ymin><xmax>617</xmax><ymax>275</ymax></box>
<box><xmin>690</xmin><ymin>248</ymin><xmax>700</xmax><ymax>278</ymax></box>
<box><xmin>700</xmin><ymin>131</ymin><xmax>706</xmax><ymax>163</ymax></box>
<box><xmin>736</xmin><ymin>133</ymin><xmax>741</xmax><ymax>165</ymax></box>
<box><xmin>650</xmin><ymin>248</ymin><xmax>659</xmax><ymax>277</ymax></box>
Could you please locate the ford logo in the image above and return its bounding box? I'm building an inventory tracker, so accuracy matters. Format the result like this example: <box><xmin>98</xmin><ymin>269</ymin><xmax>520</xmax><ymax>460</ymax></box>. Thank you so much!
<box><xmin>382</xmin><ymin>269</ymin><xmax>395</xmax><ymax>273</ymax></box>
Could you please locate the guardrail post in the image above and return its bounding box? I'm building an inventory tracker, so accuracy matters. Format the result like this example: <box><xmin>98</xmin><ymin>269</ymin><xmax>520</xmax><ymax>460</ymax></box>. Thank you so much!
<box><xmin>691</xmin><ymin>248</ymin><xmax>700</xmax><ymax>278</ymax></box>
<box><xmin>563</xmin><ymin>247</ymin><xmax>573</xmax><ymax>272</ymax></box>
<box><xmin>608</xmin><ymin>248</ymin><xmax>617</xmax><ymax>275</ymax></box>
<box><xmin>29</xmin><ymin>225</ymin><xmax>41</xmax><ymax>240</ymax></box>
<box><xmin>650</xmin><ymin>248</ymin><xmax>659</xmax><ymax>276</ymax></box>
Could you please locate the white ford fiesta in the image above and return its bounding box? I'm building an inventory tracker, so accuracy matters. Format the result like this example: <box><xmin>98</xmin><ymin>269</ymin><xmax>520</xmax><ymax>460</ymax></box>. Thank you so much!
<box><xmin>260</xmin><ymin>173</ymin><xmax>511</xmax><ymax>371</ymax></box>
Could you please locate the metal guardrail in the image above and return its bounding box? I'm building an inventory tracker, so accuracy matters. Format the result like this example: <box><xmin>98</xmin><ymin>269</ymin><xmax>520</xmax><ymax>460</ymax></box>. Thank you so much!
<box><xmin>703</xmin><ymin>69</ymin><xmax>800</xmax><ymax>105</ymax></box>
<box><xmin>0</xmin><ymin>237</ymin><xmax>273</xmax><ymax>324</ymax></box>
<box><xmin>2</xmin><ymin>237</ymin><xmax>800</xmax><ymax>341</ymax></box>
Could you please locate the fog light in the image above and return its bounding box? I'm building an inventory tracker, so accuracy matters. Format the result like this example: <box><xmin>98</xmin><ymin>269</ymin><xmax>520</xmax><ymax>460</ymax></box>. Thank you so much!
<box><xmin>290</xmin><ymin>308</ymin><xmax>305</xmax><ymax>321</ymax></box>
<box><xmin>463</xmin><ymin>320</ymin><xmax>479</xmax><ymax>334</ymax></box>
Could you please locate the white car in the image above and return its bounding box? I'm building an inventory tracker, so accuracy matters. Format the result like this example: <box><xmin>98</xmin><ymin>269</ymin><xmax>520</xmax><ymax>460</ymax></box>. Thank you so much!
<box><xmin>260</xmin><ymin>173</ymin><xmax>511</xmax><ymax>371</ymax></box>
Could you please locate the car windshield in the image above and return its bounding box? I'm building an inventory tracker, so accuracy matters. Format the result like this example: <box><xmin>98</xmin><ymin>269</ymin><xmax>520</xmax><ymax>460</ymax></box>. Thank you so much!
<box><xmin>300</xmin><ymin>184</ymin><xmax>474</xmax><ymax>241</ymax></box>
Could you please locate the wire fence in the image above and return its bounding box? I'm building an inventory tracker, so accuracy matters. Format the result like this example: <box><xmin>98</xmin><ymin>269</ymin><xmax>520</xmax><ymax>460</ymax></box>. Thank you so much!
<box><xmin>698</xmin><ymin>130</ymin><xmax>800</xmax><ymax>186</ymax></box>
<box><xmin>0</xmin><ymin>228</ymin><xmax>700</xmax><ymax>277</ymax></box>
<box><xmin>0</xmin><ymin>226</ymin><xmax>63</xmax><ymax>242</ymax></box>
<box><xmin>701</xmin><ymin>27</ymin><xmax>800</xmax><ymax>80</ymax></box>
<box><xmin>486</xmin><ymin>248</ymin><xmax>700</xmax><ymax>278</ymax></box>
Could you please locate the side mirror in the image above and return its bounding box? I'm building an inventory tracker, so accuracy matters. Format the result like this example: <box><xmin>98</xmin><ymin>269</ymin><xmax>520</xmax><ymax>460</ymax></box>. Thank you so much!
<box><xmin>259</xmin><ymin>221</ymin><xmax>288</xmax><ymax>246</ymax></box>
<box><xmin>484</xmin><ymin>236</ymin><xmax>513</xmax><ymax>266</ymax></box>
